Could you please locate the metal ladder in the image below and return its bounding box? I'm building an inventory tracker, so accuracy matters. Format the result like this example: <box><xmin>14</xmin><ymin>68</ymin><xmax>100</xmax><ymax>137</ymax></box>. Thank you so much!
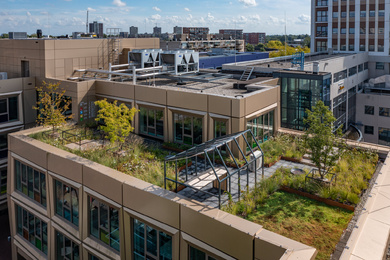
<box><xmin>240</xmin><ymin>66</ymin><xmax>254</xmax><ymax>81</ymax></box>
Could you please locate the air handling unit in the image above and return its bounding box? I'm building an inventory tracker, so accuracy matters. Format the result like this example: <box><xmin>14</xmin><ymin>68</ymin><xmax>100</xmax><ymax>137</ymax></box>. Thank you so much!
<box><xmin>160</xmin><ymin>50</ymin><xmax>199</xmax><ymax>75</ymax></box>
<box><xmin>128</xmin><ymin>49</ymin><xmax>162</xmax><ymax>68</ymax></box>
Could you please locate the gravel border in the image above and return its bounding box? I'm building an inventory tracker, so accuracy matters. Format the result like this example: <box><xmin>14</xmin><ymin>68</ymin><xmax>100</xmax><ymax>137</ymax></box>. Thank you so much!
<box><xmin>330</xmin><ymin>160</ymin><xmax>383</xmax><ymax>259</ymax></box>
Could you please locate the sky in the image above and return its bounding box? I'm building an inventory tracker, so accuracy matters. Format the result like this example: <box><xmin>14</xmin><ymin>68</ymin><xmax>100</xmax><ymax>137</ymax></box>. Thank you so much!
<box><xmin>1</xmin><ymin>0</ymin><xmax>311</xmax><ymax>36</ymax></box>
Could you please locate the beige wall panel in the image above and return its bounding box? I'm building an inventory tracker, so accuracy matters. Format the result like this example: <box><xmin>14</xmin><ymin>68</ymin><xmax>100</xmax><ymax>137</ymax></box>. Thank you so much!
<box><xmin>167</xmin><ymin>90</ymin><xmax>207</xmax><ymax>111</ymax></box>
<box><xmin>0</xmin><ymin>78</ymin><xmax>23</xmax><ymax>92</ymax></box>
<box><xmin>134</xmin><ymin>38</ymin><xmax>160</xmax><ymax>48</ymax></box>
<box><xmin>47</xmin><ymin>150</ymin><xmax>85</xmax><ymax>183</ymax></box>
<box><xmin>23</xmin><ymin>89</ymin><xmax>37</xmax><ymax>124</ymax></box>
<box><xmin>95</xmin><ymin>81</ymin><xmax>135</xmax><ymax>100</ymax></box>
<box><xmin>135</xmin><ymin>85</ymin><xmax>166</xmax><ymax>105</ymax></box>
<box><xmin>45</xmin><ymin>59</ymin><xmax>55</xmax><ymax>78</ymax></box>
<box><xmin>82</xmin><ymin>163</ymin><xmax>129</xmax><ymax>204</ymax></box>
<box><xmin>64</xmin><ymin>58</ymin><xmax>73</xmax><ymax>77</ymax></box>
<box><xmin>245</xmin><ymin>88</ymin><xmax>278</xmax><ymax>116</ymax></box>
<box><xmin>22</xmin><ymin>77</ymin><xmax>35</xmax><ymax>90</ymax></box>
<box><xmin>123</xmin><ymin>179</ymin><xmax>180</xmax><ymax>229</ymax></box>
<box><xmin>180</xmin><ymin>206</ymin><xmax>256</xmax><ymax>259</ymax></box>
<box><xmin>254</xmin><ymin>238</ymin><xmax>286</xmax><ymax>260</ymax></box>
<box><xmin>55</xmin><ymin>58</ymin><xmax>65</xmax><ymax>68</ymax></box>
<box><xmin>9</xmin><ymin>135</ymin><xmax>48</xmax><ymax>169</ymax></box>
<box><xmin>208</xmin><ymin>95</ymin><xmax>232</xmax><ymax>117</ymax></box>
<box><xmin>231</xmin><ymin>98</ymin><xmax>245</xmax><ymax>118</ymax></box>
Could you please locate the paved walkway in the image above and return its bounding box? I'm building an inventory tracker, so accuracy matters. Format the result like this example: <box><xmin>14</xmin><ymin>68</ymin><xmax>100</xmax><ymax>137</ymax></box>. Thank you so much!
<box><xmin>177</xmin><ymin>159</ymin><xmax>314</xmax><ymax>208</ymax></box>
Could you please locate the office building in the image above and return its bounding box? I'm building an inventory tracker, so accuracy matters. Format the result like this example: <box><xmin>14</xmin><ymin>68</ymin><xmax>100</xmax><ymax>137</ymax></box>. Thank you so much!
<box><xmin>219</xmin><ymin>29</ymin><xmax>243</xmax><ymax>40</ymax></box>
<box><xmin>129</xmin><ymin>26</ymin><xmax>138</xmax><ymax>38</ymax></box>
<box><xmin>153</xmin><ymin>26</ymin><xmax>162</xmax><ymax>37</ymax></box>
<box><xmin>173</xmin><ymin>26</ymin><xmax>183</xmax><ymax>35</ymax></box>
<box><xmin>243</xmin><ymin>32</ymin><xmax>266</xmax><ymax>45</ymax></box>
<box><xmin>182</xmin><ymin>27</ymin><xmax>209</xmax><ymax>40</ymax></box>
<box><xmin>89</xmin><ymin>21</ymin><xmax>104</xmax><ymax>38</ymax></box>
<box><xmin>8</xmin><ymin>32</ymin><xmax>28</xmax><ymax>39</ymax></box>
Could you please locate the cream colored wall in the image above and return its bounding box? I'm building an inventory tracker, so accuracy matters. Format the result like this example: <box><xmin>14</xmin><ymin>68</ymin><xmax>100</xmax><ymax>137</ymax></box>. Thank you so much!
<box><xmin>7</xmin><ymin>128</ymin><xmax>316</xmax><ymax>260</ymax></box>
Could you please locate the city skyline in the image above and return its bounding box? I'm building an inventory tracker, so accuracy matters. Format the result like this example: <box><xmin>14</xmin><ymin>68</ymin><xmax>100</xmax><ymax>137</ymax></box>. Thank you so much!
<box><xmin>2</xmin><ymin>0</ymin><xmax>311</xmax><ymax>36</ymax></box>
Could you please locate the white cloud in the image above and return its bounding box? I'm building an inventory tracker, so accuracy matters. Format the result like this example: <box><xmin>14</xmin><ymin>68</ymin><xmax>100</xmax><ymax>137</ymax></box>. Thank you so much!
<box><xmin>152</xmin><ymin>6</ymin><xmax>161</xmax><ymax>12</ymax></box>
<box><xmin>207</xmin><ymin>13</ymin><xmax>214</xmax><ymax>20</ymax></box>
<box><xmin>184</xmin><ymin>7</ymin><xmax>190</xmax><ymax>12</ymax></box>
<box><xmin>297</xmin><ymin>14</ymin><xmax>310</xmax><ymax>24</ymax></box>
<box><xmin>87</xmin><ymin>7</ymin><xmax>96</xmax><ymax>12</ymax></box>
<box><xmin>150</xmin><ymin>14</ymin><xmax>161</xmax><ymax>20</ymax></box>
<box><xmin>238</xmin><ymin>0</ymin><xmax>257</xmax><ymax>7</ymax></box>
<box><xmin>112</xmin><ymin>0</ymin><xmax>126</xmax><ymax>7</ymax></box>
<box><xmin>26</xmin><ymin>11</ymin><xmax>31</xmax><ymax>16</ymax></box>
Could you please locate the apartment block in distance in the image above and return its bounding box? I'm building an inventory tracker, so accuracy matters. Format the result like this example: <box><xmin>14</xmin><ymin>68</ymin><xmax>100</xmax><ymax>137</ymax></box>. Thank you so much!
<box><xmin>243</xmin><ymin>33</ymin><xmax>266</xmax><ymax>45</ymax></box>
<box><xmin>219</xmin><ymin>29</ymin><xmax>244</xmax><ymax>40</ymax></box>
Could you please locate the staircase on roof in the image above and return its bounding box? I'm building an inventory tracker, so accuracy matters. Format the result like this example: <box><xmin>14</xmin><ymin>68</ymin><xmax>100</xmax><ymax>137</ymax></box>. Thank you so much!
<box><xmin>240</xmin><ymin>66</ymin><xmax>254</xmax><ymax>81</ymax></box>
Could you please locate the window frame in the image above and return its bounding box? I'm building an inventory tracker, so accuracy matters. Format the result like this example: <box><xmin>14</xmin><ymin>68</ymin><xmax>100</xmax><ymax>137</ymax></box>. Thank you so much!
<box><xmin>379</xmin><ymin>107</ymin><xmax>390</xmax><ymax>117</ymax></box>
<box><xmin>364</xmin><ymin>125</ymin><xmax>374</xmax><ymax>135</ymax></box>
<box><xmin>173</xmin><ymin>113</ymin><xmax>203</xmax><ymax>146</ymax></box>
<box><xmin>54</xmin><ymin>179</ymin><xmax>79</xmax><ymax>227</ymax></box>
<box><xmin>139</xmin><ymin>106</ymin><xmax>164</xmax><ymax>139</ymax></box>
<box><xmin>56</xmin><ymin>230</ymin><xmax>80</xmax><ymax>260</ymax></box>
<box><xmin>364</xmin><ymin>105</ymin><xmax>374</xmax><ymax>115</ymax></box>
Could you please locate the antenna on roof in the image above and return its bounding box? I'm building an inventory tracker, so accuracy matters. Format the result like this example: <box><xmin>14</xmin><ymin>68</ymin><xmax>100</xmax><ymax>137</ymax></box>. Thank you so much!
<box><xmin>284</xmin><ymin>11</ymin><xmax>287</xmax><ymax>62</ymax></box>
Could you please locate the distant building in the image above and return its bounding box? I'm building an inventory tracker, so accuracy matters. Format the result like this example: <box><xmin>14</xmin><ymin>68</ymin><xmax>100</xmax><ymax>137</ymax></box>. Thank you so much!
<box><xmin>219</xmin><ymin>29</ymin><xmax>243</xmax><ymax>40</ymax></box>
<box><xmin>8</xmin><ymin>32</ymin><xmax>27</xmax><ymax>39</ymax></box>
<box><xmin>119</xmin><ymin>32</ymin><xmax>129</xmax><ymax>38</ymax></box>
<box><xmin>243</xmin><ymin>33</ymin><xmax>266</xmax><ymax>45</ymax></box>
<box><xmin>129</xmin><ymin>26</ymin><xmax>138</xmax><ymax>38</ymax></box>
<box><xmin>183</xmin><ymin>27</ymin><xmax>209</xmax><ymax>40</ymax></box>
<box><xmin>153</xmin><ymin>26</ymin><xmax>162</xmax><ymax>37</ymax></box>
<box><xmin>89</xmin><ymin>21</ymin><xmax>104</xmax><ymax>38</ymax></box>
<box><xmin>173</xmin><ymin>26</ymin><xmax>183</xmax><ymax>34</ymax></box>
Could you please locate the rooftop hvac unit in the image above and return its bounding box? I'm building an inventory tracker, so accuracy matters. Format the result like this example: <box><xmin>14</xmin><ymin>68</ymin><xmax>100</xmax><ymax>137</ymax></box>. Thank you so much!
<box><xmin>0</xmin><ymin>72</ymin><xmax>7</xmax><ymax>80</ymax></box>
<box><xmin>128</xmin><ymin>49</ymin><xmax>162</xmax><ymax>68</ymax></box>
<box><xmin>160</xmin><ymin>50</ymin><xmax>199</xmax><ymax>75</ymax></box>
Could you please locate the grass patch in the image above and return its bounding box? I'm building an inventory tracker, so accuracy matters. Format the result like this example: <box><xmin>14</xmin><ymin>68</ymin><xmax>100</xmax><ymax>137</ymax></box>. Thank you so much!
<box><xmin>247</xmin><ymin>191</ymin><xmax>353</xmax><ymax>260</ymax></box>
<box><xmin>30</xmin><ymin>127</ymin><xmax>177</xmax><ymax>190</ymax></box>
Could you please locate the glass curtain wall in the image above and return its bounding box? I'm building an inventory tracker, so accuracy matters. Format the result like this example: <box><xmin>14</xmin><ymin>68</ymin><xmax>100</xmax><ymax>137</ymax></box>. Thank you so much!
<box><xmin>174</xmin><ymin>113</ymin><xmax>202</xmax><ymax>146</ymax></box>
<box><xmin>280</xmin><ymin>75</ymin><xmax>330</xmax><ymax>130</ymax></box>
<box><xmin>133</xmin><ymin>218</ymin><xmax>172</xmax><ymax>260</ymax></box>
<box><xmin>139</xmin><ymin>107</ymin><xmax>164</xmax><ymax>139</ymax></box>
<box><xmin>348</xmin><ymin>86</ymin><xmax>356</xmax><ymax>124</ymax></box>
<box><xmin>333</xmin><ymin>92</ymin><xmax>347</xmax><ymax>131</ymax></box>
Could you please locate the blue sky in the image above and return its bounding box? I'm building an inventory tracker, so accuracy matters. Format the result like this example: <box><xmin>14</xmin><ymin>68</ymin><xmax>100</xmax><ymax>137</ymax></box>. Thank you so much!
<box><xmin>1</xmin><ymin>0</ymin><xmax>311</xmax><ymax>36</ymax></box>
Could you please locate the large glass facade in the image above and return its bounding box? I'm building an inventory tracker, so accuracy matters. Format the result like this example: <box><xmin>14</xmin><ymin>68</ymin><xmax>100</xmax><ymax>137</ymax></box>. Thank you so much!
<box><xmin>348</xmin><ymin>87</ymin><xmax>356</xmax><ymax>124</ymax></box>
<box><xmin>15</xmin><ymin>160</ymin><xmax>46</xmax><ymax>207</ymax></box>
<box><xmin>89</xmin><ymin>197</ymin><xmax>120</xmax><ymax>251</ymax></box>
<box><xmin>139</xmin><ymin>107</ymin><xmax>164</xmax><ymax>139</ymax></box>
<box><xmin>55</xmin><ymin>180</ymin><xmax>79</xmax><ymax>226</ymax></box>
<box><xmin>56</xmin><ymin>230</ymin><xmax>80</xmax><ymax>260</ymax></box>
<box><xmin>279</xmin><ymin>73</ymin><xmax>331</xmax><ymax>130</ymax></box>
<box><xmin>133</xmin><ymin>218</ymin><xmax>172</xmax><ymax>260</ymax></box>
<box><xmin>174</xmin><ymin>113</ymin><xmax>202</xmax><ymax>145</ymax></box>
<box><xmin>247</xmin><ymin>110</ymin><xmax>274</xmax><ymax>148</ymax></box>
<box><xmin>333</xmin><ymin>92</ymin><xmax>347</xmax><ymax>131</ymax></box>
<box><xmin>16</xmin><ymin>205</ymin><xmax>47</xmax><ymax>254</ymax></box>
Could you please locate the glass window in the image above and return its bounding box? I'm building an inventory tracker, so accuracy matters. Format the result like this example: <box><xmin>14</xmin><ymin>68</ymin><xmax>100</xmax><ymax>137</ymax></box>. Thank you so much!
<box><xmin>340</xmin><ymin>28</ymin><xmax>346</xmax><ymax>34</ymax></box>
<box><xmin>349</xmin><ymin>28</ymin><xmax>355</xmax><ymax>34</ymax></box>
<box><xmin>358</xmin><ymin>64</ymin><xmax>363</xmax><ymax>72</ymax></box>
<box><xmin>376</xmin><ymin>62</ymin><xmax>385</xmax><ymax>70</ymax></box>
<box><xmin>360</xmin><ymin>11</ymin><xmax>366</xmax><ymax>17</ymax></box>
<box><xmin>317</xmin><ymin>11</ymin><xmax>328</xmax><ymax>22</ymax></box>
<box><xmin>341</xmin><ymin>11</ymin><xmax>347</xmax><ymax>18</ymax></box>
<box><xmin>88</xmin><ymin>253</ymin><xmax>101</xmax><ymax>260</ymax></box>
<box><xmin>333</xmin><ymin>12</ymin><xmax>338</xmax><ymax>18</ymax></box>
<box><xmin>379</xmin><ymin>127</ymin><xmax>390</xmax><ymax>145</ymax></box>
<box><xmin>379</xmin><ymin>107</ymin><xmax>390</xmax><ymax>117</ymax></box>
<box><xmin>369</xmin><ymin>10</ymin><xmax>375</xmax><ymax>17</ymax></box>
<box><xmin>349</xmin><ymin>67</ymin><xmax>357</xmax><ymax>76</ymax></box>
<box><xmin>139</xmin><ymin>107</ymin><xmax>164</xmax><ymax>139</ymax></box>
<box><xmin>364</xmin><ymin>125</ymin><xmax>374</xmax><ymax>135</ymax></box>
<box><xmin>55</xmin><ymin>180</ymin><xmax>79</xmax><ymax>226</ymax></box>
<box><xmin>16</xmin><ymin>205</ymin><xmax>47</xmax><ymax>254</ymax></box>
<box><xmin>214</xmin><ymin>120</ymin><xmax>226</xmax><ymax>138</ymax></box>
<box><xmin>56</xmin><ymin>230</ymin><xmax>80</xmax><ymax>260</ymax></box>
<box><xmin>247</xmin><ymin>110</ymin><xmax>274</xmax><ymax>148</ymax></box>
<box><xmin>365</xmin><ymin>105</ymin><xmax>374</xmax><ymax>115</ymax></box>
<box><xmin>0</xmin><ymin>96</ymin><xmax>18</xmax><ymax>123</ymax></box>
<box><xmin>15</xmin><ymin>160</ymin><xmax>46</xmax><ymax>207</ymax></box>
<box><xmin>89</xmin><ymin>197</ymin><xmax>119</xmax><ymax>251</ymax></box>
<box><xmin>332</xmin><ymin>28</ymin><xmax>338</xmax><ymax>34</ymax></box>
<box><xmin>174</xmin><ymin>113</ymin><xmax>202</xmax><ymax>146</ymax></box>
<box><xmin>379</xmin><ymin>10</ymin><xmax>385</xmax><ymax>17</ymax></box>
<box><xmin>189</xmin><ymin>246</ymin><xmax>217</xmax><ymax>260</ymax></box>
<box><xmin>133</xmin><ymin>218</ymin><xmax>172</xmax><ymax>260</ymax></box>
<box><xmin>349</xmin><ymin>11</ymin><xmax>355</xmax><ymax>17</ymax></box>
<box><xmin>0</xmin><ymin>168</ymin><xmax>6</xmax><ymax>195</ymax></box>
<box><xmin>0</xmin><ymin>134</ymin><xmax>7</xmax><ymax>159</ymax></box>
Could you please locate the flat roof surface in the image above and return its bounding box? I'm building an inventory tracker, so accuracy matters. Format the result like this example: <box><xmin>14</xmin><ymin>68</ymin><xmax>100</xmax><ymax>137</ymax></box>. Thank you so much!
<box><xmin>134</xmin><ymin>76</ymin><xmax>276</xmax><ymax>97</ymax></box>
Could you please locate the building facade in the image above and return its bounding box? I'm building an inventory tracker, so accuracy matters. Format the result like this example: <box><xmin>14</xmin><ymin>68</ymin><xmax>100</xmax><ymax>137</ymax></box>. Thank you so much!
<box><xmin>153</xmin><ymin>26</ymin><xmax>162</xmax><ymax>37</ymax></box>
<box><xmin>129</xmin><ymin>26</ymin><xmax>138</xmax><ymax>38</ymax></box>
<box><xmin>243</xmin><ymin>33</ymin><xmax>266</xmax><ymax>45</ymax></box>
<box><xmin>182</xmin><ymin>27</ymin><xmax>210</xmax><ymax>40</ymax></box>
<box><xmin>173</xmin><ymin>26</ymin><xmax>183</xmax><ymax>35</ymax></box>
<box><xmin>89</xmin><ymin>21</ymin><xmax>104</xmax><ymax>38</ymax></box>
<box><xmin>219</xmin><ymin>29</ymin><xmax>244</xmax><ymax>40</ymax></box>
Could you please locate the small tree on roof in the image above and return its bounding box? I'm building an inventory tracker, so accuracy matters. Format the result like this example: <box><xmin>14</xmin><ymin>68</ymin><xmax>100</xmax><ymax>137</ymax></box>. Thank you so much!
<box><xmin>94</xmin><ymin>99</ymin><xmax>138</xmax><ymax>149</ymax></box>
<box><xmin>33</xmin><ymin>81</ymin><xmax>72</xmax><ymax>132</ymax></box>
<box><xmin>303</xmin><ymin>100</ymin><xmax>345</xmax><ymax>179</ymax></box>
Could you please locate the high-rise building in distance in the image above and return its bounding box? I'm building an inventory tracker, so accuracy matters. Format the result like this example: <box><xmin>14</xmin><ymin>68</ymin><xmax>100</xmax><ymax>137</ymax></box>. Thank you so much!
<box><xmin>89</xmin><ymin>21</ymin><xmax>103</xmax><ymax>38</ymax></box>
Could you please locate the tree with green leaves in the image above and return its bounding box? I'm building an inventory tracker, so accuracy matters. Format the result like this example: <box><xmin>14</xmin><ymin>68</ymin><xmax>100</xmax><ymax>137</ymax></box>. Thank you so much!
<box><xmin>246</xmin><ymin>43</ymin><xmax>254</xmax><ymax>52</ymax></box>
<box><xmin>255</xmin><ymin>43</ymin><xmax>266</xmax><ymax>52</ymax></box>
<box><xmin>34</xmin><ymin>81</ymin><xmax>72</xmax><ymax>132</ymax></box>
<box><xmin>303</xmin><ymin>101</ymin><xmax>345</xmax><ymax>179</ymax></box>
<box><xmin>95</xmin><ymin>99</ymin><xmax>138</xmax><ymax>149</ymax></box>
